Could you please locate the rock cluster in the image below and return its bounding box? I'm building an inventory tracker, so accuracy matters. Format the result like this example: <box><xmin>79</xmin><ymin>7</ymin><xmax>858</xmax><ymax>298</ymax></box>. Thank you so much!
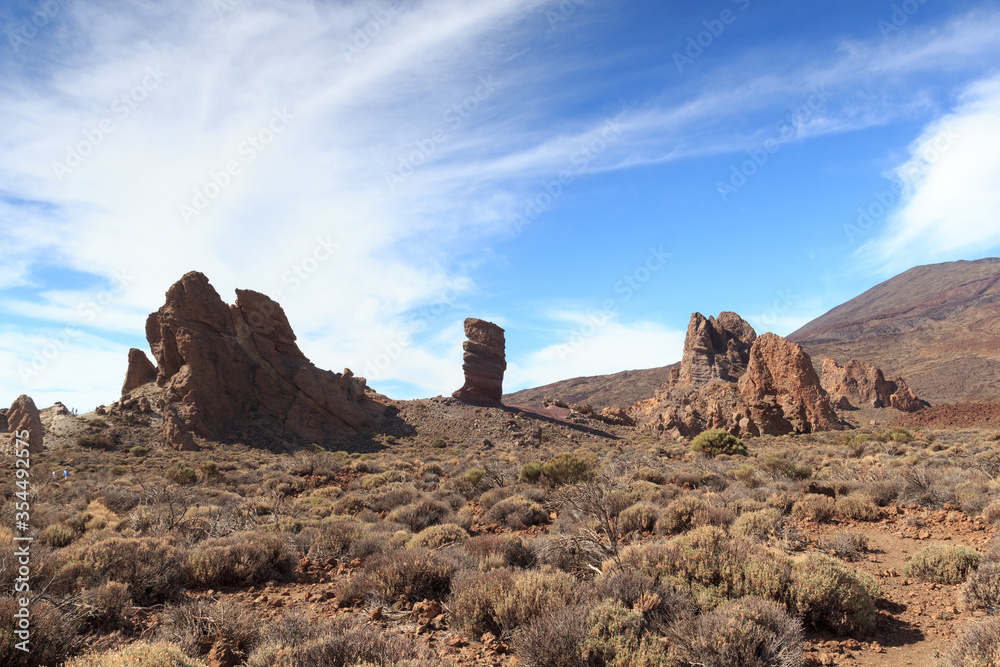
<box><xmin>143</xmin><ymin>271</ymin><xmax>385</xmax><ymax>450</ymax></box>
<box><xmin>5</xmin><ymin>395</ymin><xmax>43</xmax><ymax>453</ymax></box>
<box><xmin>629</xmin><ymin>313</ymin><xmax>840</xmax><ymax>438</ymax></box>
<box><xmin>452</xmin><ymin>318</ymin><xmax>506</xmax><ymax>405</ymax></box>
<box><xmin>121</xmin><ymin>348</ymin><xmax>158</xmax><ymax>396</ymax></box>
<box><xmin>820</xmin><ymin>357</ymin><xmax>928</xmax><ymax>412</ymax></box>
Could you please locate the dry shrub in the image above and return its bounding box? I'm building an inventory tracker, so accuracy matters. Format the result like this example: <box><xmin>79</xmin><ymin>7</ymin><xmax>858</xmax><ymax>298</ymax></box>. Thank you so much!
<box><xmin>364</xmin><ymin>549</ymin><xmax>457</xmax><ymax>603</ymax></box>
<box><xmin>464</xmin><ymin>534</ymin><xmax>534</xmax><ymax>570</ymax></box>
<box><xmin>961</xmin><ymin>562</ymin><xmax>1000</xmax><ymax>614</ymax></box>
<box><xmin>513</xmin><ymin>604</ymin><xmax>589</xmax><ymax>667</ymax></box>
<box><xmin>941</xmin><ymin>617</ymin><xmax>1000</xmax><ymax>667</ymax></box>
<box><xmin>666</xmin><ymin>596</ymin><xmax>803</xmax><ymax>667</ymax></box>
<box><xmin>821</xmin><ymin>531</ymin><xmax>869</xmax><ymax>562</ymax></box>
<box><xmin>386</xmin><ymin>497</ymin><xmax>450</xmax><ymax>532</ymax></box>
<box><xmin>619</xmin><ymin>502</ymin><xmax>660</xmax><ymax>535</ymax></box>
<box><xmin>791</xmin><ymin>553</ymin><xmax>880</xmax><ymax>634</ymax></box>
<box><xmin>407</xmin><ymin>523</ymin><xmax>469</xmax><ymax>550</ymax></box>
<box><xmin>982</xmin><ymin>499</ymin><xmax>1000</xmax><ymax>525</ymax></box>
<box><xmin>731</xmin><ymin>508</ymin><xmax>782</xmax><ymax>542</ymax></box>
<box><xmin>366</xmin><ymin>483</ymin><xmax>420</xmax><ymax>513</ymax></box>
<box><xmin>53</xmin><ymin>537</ymin><xmax>184</xmax><ymax>605</ymax></box>
<box><xmin>306</xmin><ymin>520</ymin><xmax>363</xmax><ymax>560</ymax></box>
<box><xmin>451</xmin><ymin>568</ymin><xmax>579</xmax><ymax>640</ymax></box>
<box><xmin>484</xmin><ymin>495</ymin><xmax>549</xmax><ymax>529</ymax></box>
<box><xmin>655</xmin><ymin>495</ymin><xmax>706</xmax><ymax>535</ymax></box>
<box><xmin>246</xmin><ymin>615</ymin><xmax>412</xmax><ymax>667</ymax></box>
<box><xmin>791</xmin><ymin>495</ymin><xmax>836</xmax><ymax>523</ymax></box>
<box><xmin>904</xmin><ymin>545</ymin><xmax>981</xmax><ymax>585</ymax></box>
<box><xmin>158</xmin><ymin>598</ymin><xmax>262</xmax><ymax>662</ymax></box>
<box><xmin>186</xmin><ymin>531</ymin><xmax>294</xmax><ymax>587</ymax></box>
<box><xmin>479</xmin><ymin>486</ymin><xmax>516</xmax><ymax>510</ymax></box>
<box><xmin>579</xmin><ymin>600</ymin><xmax>645</xmax><ymax>666</ymax></box>
<box><xmin>0</xmin><ymin>597</ymin><xmax>83</xmax><ymax>667</ymax></box>
<box><xmin>75</xmin><ymin>581</ymin><xmax>133</xmax><ymax>632</ymax></box>
<box><xmin>66</xmin><ymin>641</ymin><xmax>204</xmax><ymax>667</ymax></box>
<box><xmin>835</xmin><ymin>492</ymin><xmax>882</xmax><ymax>521</ymax></box>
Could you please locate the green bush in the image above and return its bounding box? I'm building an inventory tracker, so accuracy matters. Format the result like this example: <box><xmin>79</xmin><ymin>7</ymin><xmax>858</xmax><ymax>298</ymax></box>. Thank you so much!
<box><xmin>465</xmin><ymin>468</ymin><xmax>486</xmax><ymax>486</ymax></box>
<box><xmin>166</xmin><ymin>463</ymin><xmax>198</xmax><ymax>486</ymax></box>
<box><xmin>903</xmin><ymin>545</ymin><xmax>981</xmax><ymax>585</ymax></box>
<box><xmin>690</xmin><ymin>429</ymin><xmax>746</xmax><ymax>457</ymax></box>
<box><xmin>836</xmin><ymin>492</ymin><xmax>881</xmax><ymax>521</ymax></box>
<box><xmin>791</xmin><ymin>553</ymin><xmax>880</xmax><ymax>634</ymax></box>
<box><xmin>407</xmin><ymin>523</ymin><xmax>469</xmax><ymax>550</ymax></box>
<box><xmin>520</xmin><ymin>462</ymin><xmax>543</xmax><ymax>483</ymax></box>
<box><xmin>40</xmin><ymin>522</ymin><xmax>78</xmax><ymax>548</ymax></box>
<box><xmin>542</xmin><ymin>452</ymin><xmax>594</xmax><ymax>485</ymax></box>
<box><xmin>77</xmin><ymin>434</ymin><xmax>114</xmax><ymax>450</ymax></box>
<box><xmin>757</xmin><ymin>451</ymin><xmax>812</xmax><ymax>480</ymax></box>
<box><xmin>129</xmin><ymin>446</ymin><xmax>148</xmax><ymax>457</ymax></box>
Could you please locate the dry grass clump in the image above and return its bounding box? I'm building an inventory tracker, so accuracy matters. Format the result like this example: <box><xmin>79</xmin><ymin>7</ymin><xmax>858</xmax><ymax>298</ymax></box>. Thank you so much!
<box><xmin>484</xmin><ymin>495</ymin><xmax>549</xmax><ymax>529</ymax></box>
<box><xmin>903</xmin><ymin>545</ymin><xmax>981</xmax><ymax>584</ymax></box>
<box><xmin>791</xmin><ymin>494</ymin><xmax>837</xmax><ymax>523</ymax></box>
<box><xmin>157</xmin><ymin>598</ymin><xmax>262</xmax><ymax>664</ymax></box>
<box><xmin>835</xmin><ymin>492</ymin><xmax>882</xmax><ymax>521</ymax></box>
<box><xmin>731</xmin><ymin>508</ymin><xmax>783</xmax><ymax>542</ymax></box>
<box><xmin>941</xmin><ymin>617</ymin><xmax>1000</xmax><ymax>667</ymax></box>
<box><xmin>66</xmin><ymin>642</ymin><xmax>205</xmax><ymax>667</ymax></box>
<box><xmin>961</xmin><ymin>561</ymin><xmax>1000</xmax><ymax>614</ymax></box>
<box><xmin>386</xmin><ymin>496</ymin><xmax>451</xmax><ymax>532</ymax></box>
<box><xmin>407</xmin><ymin>523</ymin><xmax>469</xmax><ymax>549</ymax></box>
<box><xmin>365</xmin><ymin>549</ymin><xmax>458</xmax><ymax>603</ymax></box>
<box><xmin>464</xmin><ymin>533</ymin><xmax>534</xmax><ymax>570</ymax></box>
<box><xmin>244</xmin><ymin>614</ymin><xmax>415</xmax><ymax>667</ymax></box>
<box><xmin>0</xmin><ymin>597</ymin><xmax>83</xmax><ymax>667</ymax></box>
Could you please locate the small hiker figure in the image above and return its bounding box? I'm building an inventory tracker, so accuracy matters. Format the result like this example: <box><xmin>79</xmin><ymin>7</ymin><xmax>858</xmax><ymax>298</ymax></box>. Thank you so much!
<box><xmin>52</xmin><ymin>471</ymin><xmax>56</xmax><ymax>481</ymax></box>
<box><xmin>63</xmin><ymin>470</ymin><xmax>69</xmax><ymax>480</ymax></box>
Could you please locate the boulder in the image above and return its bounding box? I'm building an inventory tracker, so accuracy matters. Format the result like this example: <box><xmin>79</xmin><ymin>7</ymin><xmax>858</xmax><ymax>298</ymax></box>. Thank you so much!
<box><xmin>145</xmin><ymin>271</ymin><xmax>385</xmax><ymax>450</ymax></box>
<box><xmin>452</xmin><ymin>318</ymin><xmax>506</xmax><ymax>405</ymax></box>
<box><xmin>888</xmin><ymin>376</ymin><xmax>929</xmax><ymax>412</ymax></box>
<box><xmin>7</xmin><ymin>395</ymin><xmax>43</xmax><ymax>453</ymax></box>
<box><xmin>121</xmin><ymin>348</ymin><xmax>158</xmax><ymax>396</ymax></box>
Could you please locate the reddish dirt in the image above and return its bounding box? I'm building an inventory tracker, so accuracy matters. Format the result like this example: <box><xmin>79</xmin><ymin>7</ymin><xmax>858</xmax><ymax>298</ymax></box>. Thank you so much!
<box><xmin>889</xmin><ymin>402</ymin><xmax>1000</xmax><ymax>429</ymax></box>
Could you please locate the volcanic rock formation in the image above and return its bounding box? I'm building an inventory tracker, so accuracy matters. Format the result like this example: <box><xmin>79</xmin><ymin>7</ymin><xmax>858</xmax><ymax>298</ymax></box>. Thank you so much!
<box><xmin>122</xmin><ymin>348</ymin><xmax>158</xmax><ymax>396</ymax></box>
<box><xmin>145</xmin><ymin>272</ymin><xmax>386</xmax><ymax>450</ymax></box>
<box><xmin>820</xmin><ymin>357</ymin><xmax>928</xmax><ymax>412</ymax></box>
<box><xmin>452</xmin><ymin>318</ymin><xmax>506</xmax><ymax>405</ymax></box>
<box><xmin>629</xmin><ymin>313</ymin><xmax>840</xmax><ymax>438</ymax></box>
<box><xmin>7</xmin><ymin>395</ymin><xmax>43</xmax><ymax>453</ymax></box>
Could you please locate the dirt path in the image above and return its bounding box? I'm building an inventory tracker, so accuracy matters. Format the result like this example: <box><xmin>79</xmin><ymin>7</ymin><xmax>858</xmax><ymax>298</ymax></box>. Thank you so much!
<box><xmin>800</xmin><ymin>505</ymin><xmax>994</xmax><ymax>666</ymax></box>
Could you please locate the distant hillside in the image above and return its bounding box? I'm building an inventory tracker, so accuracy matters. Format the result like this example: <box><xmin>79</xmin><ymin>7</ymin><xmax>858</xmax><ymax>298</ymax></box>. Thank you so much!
<box><xmin>503</xmin><ymin>364</ymin><xmax>676</xmax><ymax>410</ymax></box>
<box><xmin>789</xmin><ymin>258</ymin><xmax>1000</xmax><ymax>404</ymax></box>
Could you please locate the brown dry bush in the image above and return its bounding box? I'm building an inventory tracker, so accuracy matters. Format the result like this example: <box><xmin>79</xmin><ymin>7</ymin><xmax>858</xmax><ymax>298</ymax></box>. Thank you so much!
<box><xmin>941</xmin><ymin>617</ymin><xmax>1000</xmax><ymax>667</ymax></box>
<box><xmin>53</xmin><ymin>536</ymin><xmax>184</xmax><ymax>605</ymax></box>
<box><xmin>0</xmin><ymin>597</ymin><xmax>83</xmax><ymax>667</ymax></box>
<box><xmin>407</xmin><ymin>523</ymin><xmax>469</xmax><ymax>549</ymax></box>
<box><xmin>186</xmin><ymin>530</ymin><xmax>295</xmax><ymax>587</ymax></box>
<box><xmin>791</xmin><ymin>494</ymin><xmax>837</xmax><ymax>523</ymax></box>
<box><xmin>364</xmin><ymin>549</ymin><xmax>457</xmax><ymax>603</ymax></box>
<box><xmin>65</xmin><ymin>641</ymin><xmax>203</xmax><ymax>667</ymax></box>
<box><xmin>514</xmin><ymin>604</ymin><xmax>591</xmax><ymax>667</ymax></box>
<box><xmin>666</xmin><ymin>596</ymin><xmax>803</xmax><ymax>667</ymax></box>
<box><xmin>961</xmin><ymin>561</ymin><xmax>1000</xmax><ymax>614</ymax></box>
<box><xmin>246</xmin><ymin>614</ymin><xmax>413</xmax><ymax>667</ymax></box>
<box><xmin>835</xmin><ymin>492</ymin><xmax>882</xmax><ymax>521</ymax></box>
<box><xmin>451</xmin><ymin>568</ymin><xmax>580</xmax><ymax>641</ymax></box>
<box><xmin>484</xmin><ymin>495</ymin><xmax>549</xmax><ymax>529</ymax></box>
<box><xmin>158</xmin><ymin>598</ymin><xmax>262</xmax><ymax>663</ymax></box>
<box><xmin>386</xmin><ymin>497</ymin><xmax>450</xmax><ymax>532</ymax></box>
<box><xmin>479</xmin><ymin>486</ymin><xmax>516</xmax><ymax>509</ymax></box>
<box><xmin>464</xmin><ymin>534</ymin><xmax>534</xmax><ymax>570</ymax></box>
<box><xmin>74</xmin><ymin>581</ymin><xmax>134</xmax><ymax>632</ymax></box>
<box><xmin>731</xmin><ymin>508</ymin><xmax>783</xmax><ymax>542</ymax></box>
<box><xmin>618</xmin><ymin>502</ymin><xmax>660</xmax><ymax>535</ymax></box>
<box><xmin>655</xmin><ymin>495</ymin><xmax>706</xmax><ymax>535</ymax></box>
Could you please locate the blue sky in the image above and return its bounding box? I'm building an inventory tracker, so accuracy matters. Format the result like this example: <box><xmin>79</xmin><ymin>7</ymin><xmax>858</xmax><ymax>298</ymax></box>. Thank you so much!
<box><xmin>2</xmin><ymin>0</ymin><xmax>1000</xmax><ymax>411</ymax></box>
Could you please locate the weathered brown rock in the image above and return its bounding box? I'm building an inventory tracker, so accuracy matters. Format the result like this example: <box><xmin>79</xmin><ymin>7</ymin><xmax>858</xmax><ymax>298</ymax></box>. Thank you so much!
<box><xmin>737</xmin><ymin>333</ymin><xmax>840</xmax><ymax>435</ymax></box>
<box><xmin>629</xmin><ymin>315</ymin><xmax>840</xmax><ymax>438</ymax></box>
<box><xmin>121</xmin><ymin>348</ymin><xmax>158</xmax><ymax>396</ymax></box>
<box><xmin>7</xmin><ymin>395</ymin><xmax>43</xmax><ymax>453</ymax></box>
<box><xmin>146</xmin><ymin>272</ymin><xmax>385</xmax><ymax>450</ymax></box>
<box><xmin>678</xmin><ymin>312</ymin><xmax>757</xmax><ymax>386</ymax></box>
<box><xmin>820</xmin><ymin>357</ymin><xmax>928</xmax><ymax>412</ymax></box>
<box><xmin>452</xmin><ymin>318</ymin><xmax>506</xmax><ymax>405</ymax></box>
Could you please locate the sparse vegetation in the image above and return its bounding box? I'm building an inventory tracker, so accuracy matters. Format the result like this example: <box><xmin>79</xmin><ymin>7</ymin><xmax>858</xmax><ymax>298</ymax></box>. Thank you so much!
<box><xmin>691</xmin><ymin>429</ymin><xmax>747</xmax><ymax>457</ymax></box>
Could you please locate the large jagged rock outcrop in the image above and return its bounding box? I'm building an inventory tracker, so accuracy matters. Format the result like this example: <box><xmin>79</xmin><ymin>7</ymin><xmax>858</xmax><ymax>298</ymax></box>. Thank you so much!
<box><xmin>6</xmin><ymin>395</ymin><xmax>43</xmax><ymax>453</ymax></box>
<box><xmin>146</xmin><ymin>272</ymin><xmax>385</xmax><ymax>450</ymax></box>
<box><xmin>820</xmin><ymin>357</ymin><xmax>928</xmax><ymax>412</ymax></box>
<box><xmin>737</xmin><ymin>333</ymin><xmax>840</xmax><ymax>435</ymax></box>
<box><xmin>629</xmin><ymin>313</ymin><xmax>840</xmax><ymax>438</ymax></box>
<box><xmin>679</xmin><ymin>312</ymin><xmax>757</xmax><ymax>385</ymax></box>
<box><xmin>452</xmin><ymin>318</ymin><xmax>506</xmax><ymax>405</ymax></box>
<box><xmin>121</xmin><ymin>348</ymin><xmax>158</xmax><ymax>396</ymax></box>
